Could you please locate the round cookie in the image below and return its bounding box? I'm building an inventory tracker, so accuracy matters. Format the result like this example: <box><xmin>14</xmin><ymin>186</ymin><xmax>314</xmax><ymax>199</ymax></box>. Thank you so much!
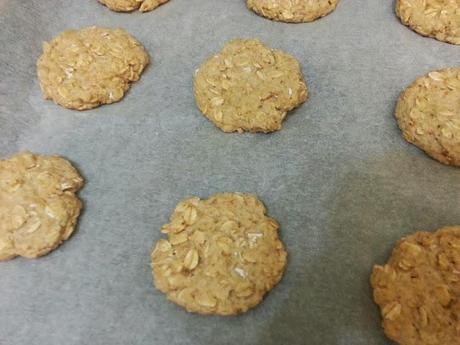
<box><xmin>151</xmin><ymin>193</ymin><xmax>287</xmax><ymax>315</ymax></box>
<box><xmin>194</xmin><ymin>39</ymin><xmax>308</xmax><ymax>133</ymax></box>
<box><xmin>37</xmin><ymin>27</ymin><xmax>149</xmax><ymax>110</ymax></box>
<box><xmin>247</xmin><ymin>0</ymin><xmax>340</xmax><ymax>23</ymax></box>
<box><xmin>395</xmin><ymin>67</ymin><xmax>460</xmax><ymax>166</ymax></box>
<box><xmin>0</xmin><ymin>152</ymin><xmax>84</xmax><ymax>260</ymax></box>
<box><xmin>396</xmin><ymin>0</ymin><xmax>460</xmax><ymax>45</ymax></box>
<box><xmin>98</xmin><ymin>0</ymin><xmax>169</xmax><ymax>12</ymax></box>
<box><xmin>371</xmin><ymin>226</ymin><xmax>460</xmax><ymax>345</ymax></box>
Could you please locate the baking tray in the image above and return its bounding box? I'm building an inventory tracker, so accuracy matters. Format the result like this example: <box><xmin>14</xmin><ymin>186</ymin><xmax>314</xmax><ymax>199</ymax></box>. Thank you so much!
<box><xmin>1</xmin><ymin>1</ymin><xmax>459</xmax><ymax>344</ymax></box>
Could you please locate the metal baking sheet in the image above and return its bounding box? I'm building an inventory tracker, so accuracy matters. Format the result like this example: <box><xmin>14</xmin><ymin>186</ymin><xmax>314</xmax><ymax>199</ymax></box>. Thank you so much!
<box><xmin>1</xmin><ymin>1</ymin><xmax>459</xmax><ymax>344</ymax></box>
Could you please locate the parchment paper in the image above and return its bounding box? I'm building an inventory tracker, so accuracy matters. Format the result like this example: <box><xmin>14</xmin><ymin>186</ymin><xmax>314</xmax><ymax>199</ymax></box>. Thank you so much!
<box><xmin>1</xmin><ymin>1</ymin><xmax>460</xmax><ymax>344</ymax></box>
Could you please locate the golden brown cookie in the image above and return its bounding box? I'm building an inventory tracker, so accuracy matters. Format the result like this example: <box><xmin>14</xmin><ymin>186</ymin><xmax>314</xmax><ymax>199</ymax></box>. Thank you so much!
<box><xmin>247</xmin><ymin>0</ymin><xmax>340</xmax><ymax>23</ymax></box>
<box><xmin>194</xmin><ymin>39</ymin><xmax>308</xmax><ymax>133</ymax></box>
<box><xmin>151</xmin><ymin>193</ymin><xmax>287</xmax><ymax>315</ymax></box>
<box><xmin>98</xmin><ymin>0</ymin><xmax>169</xmax><ymax>12</ymax></box>
<box><xmin>0</xmin><ymin>152</ymin><xmax>84</xmax><ymax>261</ymax></box>
<box><xmin>395</xmin><ymin>67</ymin><xmax>460</xmax><ymax>166</ymax></box>
<box><xmin>37</xmin><ymin>27</ymin><xmax>149</xmax><ymax>110</ymax></box>
<box><xmin>371</xmin><ymin>226</ymin><xmax>460</xmax><ymax>345</ymax></box>
<box><xmin>396</xmin><ymin>0</ymin><xmax>460</xmax><ymax>45</ymax></box>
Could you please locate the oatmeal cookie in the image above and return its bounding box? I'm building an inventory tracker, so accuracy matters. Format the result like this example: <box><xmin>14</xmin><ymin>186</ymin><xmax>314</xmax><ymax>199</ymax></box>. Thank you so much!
<box><xmin>98</xmin><ymin>0</ymin><xmax>169</xmax><ymax>12</ymax></box>
<box><xmin>396</xmin><ymin>0</ymin><xmax>460</xmax><ymax>45</ymax></box>
<box><xmin>194</xmin><ymin>39</ymin><xmax>308</xmax><ymax>133</ymax></box>
<box><xmin>151</xmin><ymin>193</ymin><xmax>287</xmax><ymax>315</ymax></box>
<box><xmin>37</xmin><ymin>26</ymin><xmax>149</xmax><ymax>110</ymax></box>
<box><xmin>0</xmin><ymin>152</ymin><xmax>84</xmax><ymax>260</ymax></box>
<box><xmin>371</xmin><ymin>226</ymin><xmax>460</xmax><ymax>345</ymax></box>
<box><xmin>395</xmin><ymin>67</ymin><xmax>460</xmax><ymax>166</ymax></box>
<box><xmin>247</xmin><ymin>0</ymin><xmax>340</xmax><ymax>23</ymax></box>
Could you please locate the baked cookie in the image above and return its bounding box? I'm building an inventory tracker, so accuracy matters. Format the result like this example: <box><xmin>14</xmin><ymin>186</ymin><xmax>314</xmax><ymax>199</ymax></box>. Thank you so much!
<box><xmin>371</xmin><ymin>226</ymin><xmax>460</xmax><ymax>345</ymax></box>
<box><xmin>247</xmin><ymin>0</ymin><xmax>340</xmax><ymax>23</ymax></box>
<box><xmin>37</xmin><ymin>27</ymin><xmax>149</xmax><ymax>110</ymax></box>
<box><xmin>0</xmin><ymin>152</ymin><xmax>84</xmax><ymax>261</ymax></box>
<box><xmin>194</xmin><ymin>39</ymin><xmax>308</xmax><ymax>133</ymax></box>
<box><xmin>396</xmin><ymin>0</ymin><xmax>460</xmax><ymax>45</ymax></box>
<box><xmin>98</xmin><ymin>0</ymin><xmax>169</xmax><ymax>12</ymax></box>
<box><xmin>151</xmin><ymin>193</ymin><xmax>287</xmax><ymax>315</ymax></box>
<box><xmin>395</xmin><ymin>67</ymin><xmax>460</xmax><ymax>166</ymax></box>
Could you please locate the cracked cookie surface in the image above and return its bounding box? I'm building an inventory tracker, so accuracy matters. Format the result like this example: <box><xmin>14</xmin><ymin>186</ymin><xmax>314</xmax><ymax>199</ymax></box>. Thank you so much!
<box><xmin>247</xmin><ymin>0</ymin><xmax>340</xmax><ymax>23</ymax></box>
<box><xmin>151</xmin><ymin>193</ymin><xmax>287</xmax><ymax>315</ymax></box>
<box><xmin>395</xmin><ymin>67</ymin><xmax>460</xmax><ymax>166</ymax></box>
<box><xmin>194</xmin><ymin>39</ymin><xmax>308</xmax><ymax>133</ymax></box>
<box><xmin>396</xmin><ymin>0</ymin><xmax>460</xmax><ymax>45</ymax></box>
<box><xmin>98</xmin><ymin>0</ymin><xmax>169</xmax><ymax>12</ymax></box>
<box><xmin>37</xmin><ymin>26</ymin><xmax>149</xmax><ymax>110</ymax></box>
<box><xmin>371</xmin><ymin>226</ymin><xmax>460</xmax><ymax>345</ymax></box>
<box><xmin>0</xmin><ymin>152</ymin><xmax>84</xmax><ymax>260</ymax></box>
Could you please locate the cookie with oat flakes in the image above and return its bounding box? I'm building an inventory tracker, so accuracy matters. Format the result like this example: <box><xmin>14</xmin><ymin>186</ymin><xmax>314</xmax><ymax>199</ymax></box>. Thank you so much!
<box><xmin>193</xmin><ymin>39</ymin><xmax>308</xmax><ymax>133</ymax></box>
<box><xmin>396</xmin><ymin>0</ymin><xmax>460</xmax><ymax>45</ymax></box>
<box><xmin>151</xmin><ymin>193</ymin><xmax>287</xmax><ymax>315</ymax></box>
<box><xmin>247</xmin><ymin>0</ymin><xmax>340</xmax><ymax>23</ymax></box>
<box><xmin>371</xmin><ymin>226</ymin><xmax>460</xmax><ymax>345</ymax></box>
<box><xmin>0</xmin><ymin>152</ymin><xmax>84</xmax><ymax>261</ymax></box>
<box><xmin>37</xmin><ymin>26</ymin><xmax>149</xmax><ymax>110</ymax></box>
<box><xmin>395</xmin><ymin>67</ymin><xmax>460</xmax><ymax>166</ymax></box>
<box><xmin>98</xmin><ymin>0</ymin><xmax>169</xmax><ymax>12</ymax></box>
